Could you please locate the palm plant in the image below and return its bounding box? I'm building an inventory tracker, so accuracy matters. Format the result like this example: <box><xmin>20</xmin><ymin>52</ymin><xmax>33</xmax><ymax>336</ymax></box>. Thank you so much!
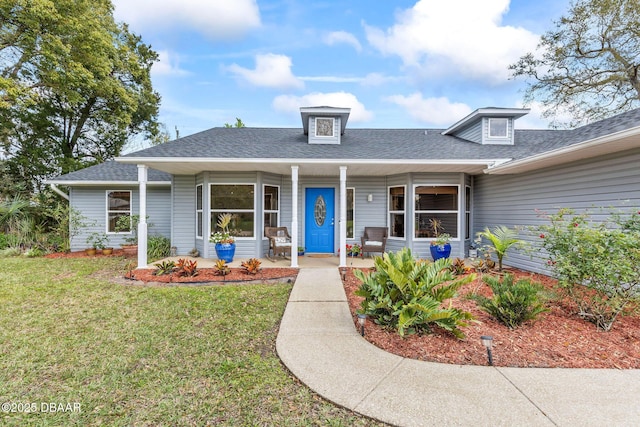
<box><xmin>475</xmin><ymin>226</ymin><xmax>522</xmax><ymax>271</ymax></box>
<box><xmin>354</xmin><ymin>248</ymin><xmax>476</xmax><ymax>338</ymax></box>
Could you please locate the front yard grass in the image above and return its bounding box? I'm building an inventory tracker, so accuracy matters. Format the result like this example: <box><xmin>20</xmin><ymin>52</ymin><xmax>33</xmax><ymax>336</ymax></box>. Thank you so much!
<box><xmin>0</xmin><ymin>257</ymin><xmax>382</xmax><ymax>426</ymax></box>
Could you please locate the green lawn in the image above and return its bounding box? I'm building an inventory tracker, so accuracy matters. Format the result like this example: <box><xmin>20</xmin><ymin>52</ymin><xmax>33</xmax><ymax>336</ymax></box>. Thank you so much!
<box><xmin>0</xmin><ymin>257</ymin><xmax>383</xmax><ymax>426</ymax></box>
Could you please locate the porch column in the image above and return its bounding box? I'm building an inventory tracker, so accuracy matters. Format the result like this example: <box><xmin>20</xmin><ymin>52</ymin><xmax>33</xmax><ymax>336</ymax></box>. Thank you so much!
<box><xmin>137</xmin><ymin>164</ymin><xmax>148</xmax><ymax>268</ymax></box>
<box><xmin>339</xmin><ymin>166</ymin><xmax>347</xmax><ymax>267</ymax></box>
<box><xmin>291</xmin><ymin>166</ymin><xmax>299</xmax><ymax>268</ymax></box>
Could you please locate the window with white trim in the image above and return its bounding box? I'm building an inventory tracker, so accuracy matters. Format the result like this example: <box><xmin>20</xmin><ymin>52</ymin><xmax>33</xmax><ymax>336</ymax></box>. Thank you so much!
<box><xmin>196</xmin><ymin>184</ymin><xmax>203</xmax><ymax>239</ymax></box>
<box><xmin>414</xmin><ymin>185</ymin><xmax>458</xmax><ymax>239</ymax></box>
<box><xmin>465</xmin><ymin>186</ymin><xmax>471</xmax><ymax>240</ymax></box>
<box><xmin>488</xmin><ymin>118</ymin><xmax>508</xmax><ymax>138</ymax></box>
<box><xmin>263</xmin><ymin>185</ymin><xmax>279</xmax><ymax>236</ymax></box>
<box><xmin>315</xmin><ymin>117</ymin><xmax>334</xmax><ymax>137</ymax></box>
<box><xmin>210</xmin><ymin>184</ymin><xmax>255</xmax><ymax>238</ymax></box>
<box><xmin>347</xmin><ymin>187</ymin><xmax>355</xmax><ymax>239</ymax></box>
<box><xmin>107</xmin><ymin>190</ymin><xmax>131</xmax><ymax>233</ymax></box>
<box><xmin>388</xmin><ymin>186</ymin><xmax>405</xmax><ymax>238</ymax></box>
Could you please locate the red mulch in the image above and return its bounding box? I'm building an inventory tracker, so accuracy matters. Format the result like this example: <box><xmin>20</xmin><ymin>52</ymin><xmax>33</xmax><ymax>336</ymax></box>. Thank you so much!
<box><xmin>44</xmin><ymin>251</ymin><xmax>298</xmax><ymax>284</ymax></box>
<box><xmin>127</xmin><ymin>266</ymin><xmax>298</xmax><ymax>284</ymax></box>
<box><xmin>343</xmin><ymin>268</ymin><xmax>640</xmax><ymax>369</ymax></box>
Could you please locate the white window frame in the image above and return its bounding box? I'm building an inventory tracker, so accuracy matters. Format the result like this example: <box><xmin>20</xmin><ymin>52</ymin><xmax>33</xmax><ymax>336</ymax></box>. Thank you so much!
<box><xmin>209</xmin><ymin>183</ymin><xmax>256</xmax><ymax>240</ymax></box>
<box><xmin>263</xmin><ymin>184</ymin><xmax>280</xmax><ymax>238</ymax></box>
<box><xmin>488</xmin><ymin>118</ymin><xmax>509</xmax><ymax>139</ymax></box>
<box><xmin>413</xmin><ymin>184</ymin><xmax>460</xmax><ymax>241</ymax></box>
<box><xmin>388</xmin><ymin>185</ymin><xmax>406</xmax><ymax>240</ymax></box>
<box><xmin>347</xmin><ymin>187</ymin><xmax>355</xmax><ymax>239</ymax></box>
<box><xmin>106</xmin><ymin>190</ymin><xmax>132</xmax><ymax>234</ymax></box>
<box><xmin>196</xmin><ymin>184</ymin><xmax>203</xmax><ymax>239</ymax></box>
<box><xmin>465</xmin><ymin>185</ymin><xmax>471</xmax><ymax>240</ymax></box>
<box><xmin>315</xmin><ymin>117</ymin><xmax>335</xmax><ymax>138</ymax></box>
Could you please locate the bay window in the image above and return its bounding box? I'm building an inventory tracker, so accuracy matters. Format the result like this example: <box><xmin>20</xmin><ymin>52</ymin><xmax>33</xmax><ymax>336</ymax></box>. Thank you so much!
<box><xmin>263</xmin><ymin>185</ymin><xmax>279</xmax><ymax>236</ymax></box>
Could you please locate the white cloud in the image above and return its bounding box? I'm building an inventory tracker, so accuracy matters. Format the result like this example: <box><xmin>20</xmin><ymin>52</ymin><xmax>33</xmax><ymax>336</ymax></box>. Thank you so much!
<box><xmin>152</xmin><ymin>50</ymin><xmax>190</xmax><ymax>77</ymax></box>
<box><xmin>227</xmin><ymin>54</ymin><xmax>304</xmax><ymax>89</ymax></box>
<box><xmin>385</xmin><ymin>93</ymin><xmax>472</xmax><ymax>126</ymax></box>
<box><xmin>112</xmin><ymin>0</ymin><xmax>261</xmax><ymax>39</ymax></box>
<box><xmin>323</xmin><ymin>31</ymin><xmax>362</xmax><ymax>52</ymax></box>
<box><xmin>364</xmin><ymin>0</ymin><xmax>539</xmax><ymax>83</ymax></box>
<box><xmin>273</xmin><ymin>92</ymin><xmax>374</xmax><ymax>122</ymax></box>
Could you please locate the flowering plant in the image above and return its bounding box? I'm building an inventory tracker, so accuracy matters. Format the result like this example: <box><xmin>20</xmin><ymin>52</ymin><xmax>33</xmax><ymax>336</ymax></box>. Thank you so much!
<box><xmin>209</xmin><ymin>213</ymin><xmax>235</xmax><ymax>244</ymax></box>
<box><xmin>346</xmin><ymin>243</ymin><xmax>362</xmax><ymax>256</ymax></box>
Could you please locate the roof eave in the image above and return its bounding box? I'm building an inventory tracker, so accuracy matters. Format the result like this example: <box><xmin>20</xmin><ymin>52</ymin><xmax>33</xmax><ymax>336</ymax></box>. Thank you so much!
<box><xmin>485</xmin><ymin>126</ymin><xmax>640</xmax><ymax>174</ymax></box>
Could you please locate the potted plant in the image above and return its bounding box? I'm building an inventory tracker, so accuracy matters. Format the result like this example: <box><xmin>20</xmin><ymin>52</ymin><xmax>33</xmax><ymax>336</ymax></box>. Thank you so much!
<box><xmin>429</xmin><ymin>218</ymin><xmax>451</xmax><ymax>260</ymax></box>
<box><xmin>298</xmin><ymin>246</ymin><xmax>305</xmax><ymax>256</ymax></box>
<box><xmin>210</xmin><ymin>213</ymin><xmax>236</xmax><ymax>262</ymax></box>
<box><xmin>85</xmin><ymin>232</ymin><xmax>108</xmax><ymax>256</ymax></box>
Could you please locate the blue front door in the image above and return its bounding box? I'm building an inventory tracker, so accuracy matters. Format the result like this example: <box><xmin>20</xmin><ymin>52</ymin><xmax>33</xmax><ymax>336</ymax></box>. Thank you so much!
<box><xmin>305</xmin><ymin>188</ymin><xmax>335</xmax><ymax>253</ymax></box>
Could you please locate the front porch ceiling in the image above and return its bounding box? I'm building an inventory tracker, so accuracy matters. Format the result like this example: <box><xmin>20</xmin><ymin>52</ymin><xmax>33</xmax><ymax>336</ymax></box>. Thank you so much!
<box><xmin>115</xmin><ymin>158</ymin><xmax>504</xmax><ymax>176</ymax></box>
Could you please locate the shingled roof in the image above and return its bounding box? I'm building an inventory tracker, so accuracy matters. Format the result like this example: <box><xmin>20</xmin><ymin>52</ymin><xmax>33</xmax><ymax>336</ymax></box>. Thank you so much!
<box><xmin>49</xmin><ymin>107</ymin><xmax>640</xmax><ymax>182</ymax></box>
<box><xmin>48</xmin><ymin>161</ymin><xmax>171</xmax><ymax>184</ymax></box>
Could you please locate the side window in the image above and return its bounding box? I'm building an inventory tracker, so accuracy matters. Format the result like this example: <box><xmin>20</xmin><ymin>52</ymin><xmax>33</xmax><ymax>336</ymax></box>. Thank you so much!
<box><xmin>107</xmin><ymin>190</ymin><xmax>131</xmax><ymax>233</ymax></box>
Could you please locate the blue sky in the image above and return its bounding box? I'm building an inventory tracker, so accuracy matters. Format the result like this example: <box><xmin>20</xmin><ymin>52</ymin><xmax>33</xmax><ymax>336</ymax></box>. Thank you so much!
<box><xmin>112</xmin><ymin>0</ymin><xmax>571</xmax><ymax>140</ymax></box>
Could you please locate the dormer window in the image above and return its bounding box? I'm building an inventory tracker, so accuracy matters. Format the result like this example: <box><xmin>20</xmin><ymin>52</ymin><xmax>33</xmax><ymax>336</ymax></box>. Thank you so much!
<box><xmin>488</xmin><ymin>118</ymin><xmax>508</xmax><ymax>138</ymax></box>
<box><xmin>315</xmin><ymin>118</ymin><xmax>334</xmax><ymax>137</ymax></box>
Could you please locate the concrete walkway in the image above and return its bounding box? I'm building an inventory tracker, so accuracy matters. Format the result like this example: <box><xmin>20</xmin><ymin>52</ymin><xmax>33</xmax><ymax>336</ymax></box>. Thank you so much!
<box><xmin>276</xmin><ymin>268</ymin><xmax>640</xmax><ymax>427</ymax></box>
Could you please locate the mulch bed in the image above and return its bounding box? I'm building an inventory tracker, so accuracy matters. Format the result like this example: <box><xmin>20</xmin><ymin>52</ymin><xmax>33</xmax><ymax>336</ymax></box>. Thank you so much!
<box><xmin>126</xmin><ymin>266</ymin><xmax>299</xmax><ymax>285</ymax></box>
<box><xmin>343</xmin><ymin>267</ymin><xmax>640</xmax><ymax>369</ymax></box>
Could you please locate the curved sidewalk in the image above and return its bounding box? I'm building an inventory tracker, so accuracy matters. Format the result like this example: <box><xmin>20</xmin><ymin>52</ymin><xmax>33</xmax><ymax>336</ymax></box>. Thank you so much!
<box><xmin>276</xmin><ymin>268</ymin><xmax>640</xmax><ymax>427</ymax></box>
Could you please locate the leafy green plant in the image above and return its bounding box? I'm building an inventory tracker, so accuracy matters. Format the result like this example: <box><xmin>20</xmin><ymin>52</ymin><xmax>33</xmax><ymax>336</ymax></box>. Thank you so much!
<box><xmin>475</xmin><ymin>225</ymin><xmax>522</xmax><ymax>271</ymax></box>
<box><xmin>241</xmin><ymin>258</ymin><xmax>262</xmax><ymax>275</ymax></box>
<box><xmin>210</xmin><ymin>213</ymin><xmax>235</xmax><ymax>244</ymax></box>
<box><xmin>354</xmin><ymin>248</ymin><xmax>475</xmax><ymax>338</ymax></box>
<box><xmin>175</xmin><ymin>258</ymin><xmax>198</xmax><ymax>277</ymax></box>
<box><xmin>86</xmin><ymin>231</ymin><xmax>109</xmax><ymax>249</ymax></box>
<box><xmin>154</xmin><ymin>260</ymin><xmax>176</xmax><ymax>276</ymax></box>
<box><xmin>0</xmin><ymin>232</ymin><xmax>8</xmax><ymax>249</ymax></box>
<box><xmin>214</xmin><ymin>259</ymin><xmax>230</xmax><ymax>276</ymax></box>
<box><xmin>535</xmin><ymin>208</ymin><xmax>640</xmax><ymax>331</ymax></box>
<box><xmin>471</xmin><ymin>274</ymin><xmax>548</xmax><ymax>329</ymax></box>
<box><xmin>147</xmin><ymin>235</ymin><xmax>171</xmax><ymax>260</ymax></box>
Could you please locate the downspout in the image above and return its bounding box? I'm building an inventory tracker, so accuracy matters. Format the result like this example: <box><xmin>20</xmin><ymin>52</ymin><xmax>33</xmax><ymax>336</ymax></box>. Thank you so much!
<box><xmin>49</xmin><ymin>184</ymin><xmax>70</xmax><ymax>201</ymax></box>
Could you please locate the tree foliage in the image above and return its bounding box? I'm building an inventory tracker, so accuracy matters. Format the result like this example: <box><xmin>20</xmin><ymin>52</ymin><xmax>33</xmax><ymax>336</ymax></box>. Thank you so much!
<box><xmin>510</xmin><ymin>0</ymin><xmax>640</xmax><ymax>127</ymax></box>
<box><xmin>224</xmin><ymin>117</ymin><xmax>245</xmax><ymax>128</ymax></box>
<box><xmin>0</xmin><ymin>0</ymin><xmax>161</xmax><ymax>191</ymax></box>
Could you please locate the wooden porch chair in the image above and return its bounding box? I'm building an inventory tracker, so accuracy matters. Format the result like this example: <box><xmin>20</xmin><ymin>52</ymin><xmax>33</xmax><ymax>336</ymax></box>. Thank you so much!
<box><xmin>360</xmin><ymin>227</ymin><xmax>388</xmax><ymax>256</ymax></box>
<box><xmin>265</xmin><ymin>226</ymin><xmax>292</xmax><ymax>261</ymax></box>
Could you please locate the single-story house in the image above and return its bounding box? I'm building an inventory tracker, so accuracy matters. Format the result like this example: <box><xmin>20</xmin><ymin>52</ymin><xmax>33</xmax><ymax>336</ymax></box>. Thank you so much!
<box><xmin>48</xmin><ymin>106</ymin><xmax>640</xmax><ymax>271</ymax></box>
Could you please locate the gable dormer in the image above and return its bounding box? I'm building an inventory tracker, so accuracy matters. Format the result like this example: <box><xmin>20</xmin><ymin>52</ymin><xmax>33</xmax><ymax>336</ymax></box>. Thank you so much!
<box><xmin>442</xmin><ymin>107</ymin><xmax>529</xmax><ymax>145</ymax></box>
<box><xmin>300</xmin><ymin>106</ymin><xmax>351</xmax><ymax>144</ymax></box>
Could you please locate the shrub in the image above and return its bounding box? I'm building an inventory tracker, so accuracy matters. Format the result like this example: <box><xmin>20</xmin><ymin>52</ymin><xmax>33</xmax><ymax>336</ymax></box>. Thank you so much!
<box><xmin>354</xmin><ymin>248</ymin><xmax>475</xmax><ymax>338</ymax></box>
<box><xmin>175</xmin><ymin>258</ymin><xmax>198</xmax><ymax>277</ymax></box>
<box><xmin>449</xmin><ymin>257</ymin><xmax>468</xmax><ymax>276</ymax></box>
<box><xmin>241</xmin><ymin>258</ymin><xmax>262</xmax><ymax>275</ymax></box>
<box><xmin>475</xmin><ymin>226</ymin><xmax>522</xmax><ymax>271</ymax></box>
<box><xmin>147</xmin><ymin>235</ymin><xmax>171</xmax><ymax>261</ymax></box>
<box><xmin>535</xmin><ymin>208</ymin><xmax>640</xmax><ymax>331</ymax></box>
<box><xmin>0</xmin><ymin>233</ymin><xmax>8</xmax><ymax>249</ymax></box>
<box><xmin>214</xmin><ymin>259</ymin><xmax>230</xmax><ymax>276</ymax></box>
<box><xmin>154</xmin><ymin>260</ymin><xmax>176</xmax><ymax>276</ymax></box>
<box><xmin>0</xmin><ymin>247</ymin><xmax>21</xmax><ymax>257</ymax></box>
<box><xmin>471</xmin><ymin>274</ymin><xmax>548</xmax><ymax>329</ymax></box>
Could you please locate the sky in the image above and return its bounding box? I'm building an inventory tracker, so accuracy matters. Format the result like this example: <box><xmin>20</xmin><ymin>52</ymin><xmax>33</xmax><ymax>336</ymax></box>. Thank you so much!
<box><xmin>111</xmin><ymin>0</ymin><xmax>572</xmax><ymax>142</ymax></box>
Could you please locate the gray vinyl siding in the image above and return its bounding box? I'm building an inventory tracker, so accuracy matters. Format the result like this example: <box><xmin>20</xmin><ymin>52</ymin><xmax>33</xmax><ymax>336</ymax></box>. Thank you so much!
<box><xmin>473</xmin><ymin>148</ymin><xmax>640</xmax><ymax>273</ymax></box>
<box><xmin>69</xmin><ymin>186</ymin><xmax>171</xmax><ymax>251</ymax></box>
<box><xmin>172</xmin><ymin>175</ymin><xmax>196</xmax><ymax>256</ymax></box>
<box><xmin>456</xmin><ymin>123</ymin><xmax>482</xmax><ymax>143</ymax></box>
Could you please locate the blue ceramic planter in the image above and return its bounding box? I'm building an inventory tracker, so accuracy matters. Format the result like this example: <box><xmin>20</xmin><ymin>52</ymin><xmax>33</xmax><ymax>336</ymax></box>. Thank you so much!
<box><xmin>215</xmin><ymin>243</ymin><xmax>236</xmax><ymax>263</ymax></box>
<box><xmin>430</xmin><ymin>243</ymin><xmax>451</xmax><ymax>260</ymax></box>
